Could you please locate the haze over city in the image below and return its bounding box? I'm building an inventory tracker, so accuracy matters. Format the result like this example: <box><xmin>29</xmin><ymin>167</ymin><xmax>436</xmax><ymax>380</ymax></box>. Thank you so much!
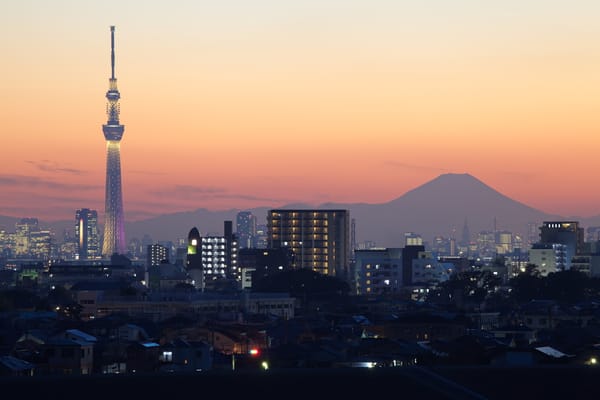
<box><xmin>2</xmin><ymin>1</ymin><xmax>600</xmax><ymax>223</ymax></box>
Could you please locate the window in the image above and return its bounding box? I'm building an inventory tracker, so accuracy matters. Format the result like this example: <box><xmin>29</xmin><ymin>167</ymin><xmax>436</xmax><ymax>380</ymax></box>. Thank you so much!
<box><xmin>162</xmin><ymin>351</ymin><xmax>173</xmax><ymax>362</ymax></box>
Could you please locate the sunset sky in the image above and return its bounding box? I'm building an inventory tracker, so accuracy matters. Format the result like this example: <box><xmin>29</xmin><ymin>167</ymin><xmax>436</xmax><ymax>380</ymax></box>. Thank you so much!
<box><xmin>2</xmin><ymin>1</ymin><xmax>600</xmax><ymax>223</ymax></box>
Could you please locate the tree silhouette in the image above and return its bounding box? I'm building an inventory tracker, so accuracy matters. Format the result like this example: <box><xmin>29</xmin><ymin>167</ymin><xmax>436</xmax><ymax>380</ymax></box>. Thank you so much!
<box><xmin>252</xmin><ymin>268</ymin><xmax>349</xmax><ymax>300</ymax></box>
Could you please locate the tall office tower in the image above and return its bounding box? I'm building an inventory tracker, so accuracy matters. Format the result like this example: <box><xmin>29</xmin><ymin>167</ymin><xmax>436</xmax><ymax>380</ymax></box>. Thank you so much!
<box><xmin>75</xmin><ymin>208</ymin><xmax>100</xmax><ymax>260</ymax></box>
<box><xmin>29</xmin><ymin>230</ymin><xmax>52</xmax><ymax>260</ymax></box>
<box><xmin>236</xmin><ymin>211</ymin><xmax>257</xmax><ymax>249</ymax></box>
<box><xmin>495</xmin><ymin>230</ymin><xmax>513</xmax><ymax>255</ymax></box>
<box><xmin>101</xmin><ymin>26</ymin><xmax>126</xmax><ymax>257</ymax></box>
<box><xmin>461</xmin><ymin>218</ymin><xmax>470</xmax><ymax>247</ymax></box>
<box><xmin>477</xmin><ymin>231</ymin><xmax>496</xmax><ymax>258</ymax></box>
<box><xmin>14</xmin><ymin>218</ymin><xmax>39</xmax><ymax>256</ymax></box>
<box><xmin>267</xmin><ymin>209</ymin><xmax>350</xmax><ymax>281</ymax></box>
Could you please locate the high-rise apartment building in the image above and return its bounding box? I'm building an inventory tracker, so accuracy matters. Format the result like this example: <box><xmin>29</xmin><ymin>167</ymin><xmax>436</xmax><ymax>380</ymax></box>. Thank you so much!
<box><xmin>236</xmin><ymin>211</ymin><xmax>257</xmax><ymax>249</ymax></box>
<box><xmin>101</xmin><ymin>26</ymin><xmax>126</xmax><ymax>257</ymax></box>
<box><xmin>147</xmin><ymin>243</ymin><xmax>169</xmax><ymax>268</ymax></box>
<box><xmin>267</xmin><ymin>209</ymin><xmax>350</xmax><ymax>281</ymax></box>
<box><xmin>255</xmin><ymin>224</ymin><xmax>268</xmax><ymax>249</ymax></box>
<box><xmin>537</xmin><ymin>221</ymin><xmax>584</xmax><ymax>270</ymax></box>
<box><xmin>75</xmin><ymin>208</ymin><xmax>100</xmax><ymax>260</ymax></box>
<box><xmin>529</xmin><ymin>243</ymin><xmax>567</xmax><ymax>276</ymax></box>
<box><xmin>202</xmin><ymin>221</ymin><xmax>239</xmax><ymax>280</ymax></box>
<box><xmin>185</xmin><ymin>222</ymin><xmax>239</xmax><ymax>291</ymax></box>
<box><xmin>354</xmin><ymin>248</ymin><xmax>402</xmax><ymax>295</ymax></box>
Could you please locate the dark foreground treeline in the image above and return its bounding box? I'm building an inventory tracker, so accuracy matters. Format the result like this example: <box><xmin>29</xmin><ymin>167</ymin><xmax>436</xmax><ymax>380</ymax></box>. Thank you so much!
<box><xmin>2</xmin><ymin>365</ymin><xmax>600</xmax><ymax>400</ymax></box>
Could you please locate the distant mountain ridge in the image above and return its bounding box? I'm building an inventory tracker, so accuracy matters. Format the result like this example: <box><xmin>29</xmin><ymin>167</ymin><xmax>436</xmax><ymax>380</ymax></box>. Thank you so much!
<box><xmin>319</xmin><ymin>173</ymin><xmax>563</xmax><ymax>247</ymax></box>
<box><xmin>4</xmin><ymin>173</ymin><xmax>600</xmax><ymax>248</ymax></box>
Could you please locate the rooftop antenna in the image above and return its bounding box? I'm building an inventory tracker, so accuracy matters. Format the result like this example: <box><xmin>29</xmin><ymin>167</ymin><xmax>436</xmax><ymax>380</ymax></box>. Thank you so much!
<box><xmin>110</xmin><ymin>25</ymin><xmax>115</xmax><ymax>79</ymax></box>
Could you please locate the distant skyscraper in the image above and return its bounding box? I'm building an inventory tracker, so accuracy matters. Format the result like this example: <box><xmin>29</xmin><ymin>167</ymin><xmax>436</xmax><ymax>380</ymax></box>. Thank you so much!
<box><xmin>14</xmin><ymin>218</ymin><xmax>39</xmax><ymax>256</ymax></box>
<box><xmin>404</xmin><ymin>232</ymin><xmax>423</xmax><ymax>246</ymax></box>
<box><xmin>267</xmin><ymin>209</ymin><xmax>350</xmax><ymax>281</ymax></box>
<box><xmin>236</xmin><ymin>211</ymin><xmax>256</xmax><ymax>249</ymax></box>
<box><xmin>101</xmin><ymin>26</ymin><xmax>126</xmax><ymax>257</ymax></box>
<box><xmin>461</xmin><ymin>218</ymin><xmax>470</xmax><ymax>246</ymax></box>
<box><xmin>75</xmin><ymin>208</ymin><xmax>100</xmax><ymax>260</ymax></box>
<box><xmin>495</xmin><ymin>230</ymin><xmax>513</xmax><ymax>255</ymax></box>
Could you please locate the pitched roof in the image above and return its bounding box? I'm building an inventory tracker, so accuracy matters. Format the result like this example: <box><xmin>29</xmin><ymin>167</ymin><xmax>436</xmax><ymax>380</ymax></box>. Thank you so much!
<box><xmin>0</xmin><ymin>355</ymin><xmax>34</xmax><ymax>371</ymax></box>
<box><xmin>65</xmin><ymin>329</ymin><xmax>98</xmax><ymax>342</ymax></box>
<box><xmin>535</xmin><ymin>346</ymin><xmax>575</xmax><ymax>358</ymax></box>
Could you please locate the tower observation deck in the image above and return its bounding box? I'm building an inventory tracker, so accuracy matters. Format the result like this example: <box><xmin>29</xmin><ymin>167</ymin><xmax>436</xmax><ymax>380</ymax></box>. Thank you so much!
<box><xmin>101</xmin><ymin>26</ymin><xmax>126</xmax><ymax>257</ymax></box>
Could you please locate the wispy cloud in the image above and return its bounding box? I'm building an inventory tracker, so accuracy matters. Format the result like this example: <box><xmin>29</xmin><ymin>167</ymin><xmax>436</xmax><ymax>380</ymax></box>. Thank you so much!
<box><xmin>0</xmin><ymin>174</ymin><xmax>101</xmax><ymax>191</ymax></box>
<box><xmin>146</xmin><ymin>185</ymin><xmax>289</xmax><ymax>204</ymax></box>
<box><xmin>148</xmin><ymin>185</ymin><xmax>227</xmax><ymax>198</ymax></box>
<box><xmin>26</xmin><ymin>160</ymin><xmax>86</xmax><ymax>175</ymax></box>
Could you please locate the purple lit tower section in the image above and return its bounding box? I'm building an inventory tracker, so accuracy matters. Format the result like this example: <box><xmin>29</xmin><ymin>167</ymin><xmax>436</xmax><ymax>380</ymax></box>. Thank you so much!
<box><xmin>101</xmin><ymin>26</ymin><xmax>126</xmax><ymax>256</ymax></box>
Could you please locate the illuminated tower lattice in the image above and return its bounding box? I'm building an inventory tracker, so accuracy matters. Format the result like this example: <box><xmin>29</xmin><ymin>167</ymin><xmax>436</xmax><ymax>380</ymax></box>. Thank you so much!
<box><xmin>101</xmin><ymin>26</ymin><xmax>126</xmax><ymax>256</ymax></box>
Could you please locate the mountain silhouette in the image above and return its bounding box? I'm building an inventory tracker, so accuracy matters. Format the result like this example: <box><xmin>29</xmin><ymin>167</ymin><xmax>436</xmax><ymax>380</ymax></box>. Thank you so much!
<box><xmin>321</xmin><ymin>173</ymin><xmax>562</xmax><ymax>247</ymax></box>
<box><xmin>121</xmin><ymin>173</ymin><xmax>562</xmax><ymax>248</ymax></box>
<box><xmin>3</xmin><ymin>173</ymin><xmax>593</xmax><ymax>249</ymax></box>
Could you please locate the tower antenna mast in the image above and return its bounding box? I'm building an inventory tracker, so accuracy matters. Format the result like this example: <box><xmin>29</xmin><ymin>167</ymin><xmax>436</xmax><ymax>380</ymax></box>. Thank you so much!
<box><xmin>110</xmin><ymin>25</ymin><xmax>115</xmax><ymax>80</ymax></box>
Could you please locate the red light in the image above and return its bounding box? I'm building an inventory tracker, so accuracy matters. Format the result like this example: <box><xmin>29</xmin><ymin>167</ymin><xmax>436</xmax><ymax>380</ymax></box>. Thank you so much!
<box><xmin>249</xmin><ymin>348</ymin><xmax>259</xmax><ymax>356</ymax></box>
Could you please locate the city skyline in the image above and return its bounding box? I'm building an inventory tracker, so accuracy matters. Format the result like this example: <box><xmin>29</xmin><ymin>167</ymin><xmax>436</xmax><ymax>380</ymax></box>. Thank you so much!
<box><xmin>2</xmin><ymin>1</ymin><xmax>600</xmax><ymax>222</ymax></box>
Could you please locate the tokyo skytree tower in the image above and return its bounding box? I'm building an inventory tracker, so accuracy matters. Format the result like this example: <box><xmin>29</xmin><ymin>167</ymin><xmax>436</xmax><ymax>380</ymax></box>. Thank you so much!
<box><xmin>101</xmin><ymin>26</ymin><xmax>126</xmax><ymax>256</ymax></box>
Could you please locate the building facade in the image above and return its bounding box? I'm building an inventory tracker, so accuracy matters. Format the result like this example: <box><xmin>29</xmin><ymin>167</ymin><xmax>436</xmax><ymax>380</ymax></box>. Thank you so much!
<box><xmin>354</xmin><ymin>248</ymin><xmax>402</xmax><ymax>295</ymax></box>
<box><xmin>528</xmin><ymin>243</ymin><xmax>568</xmax><ymax>276</ymax></box>
<box><xmin>185</xmin><ymin>222</ymin><xmax>239</xmax><ymax>291</ymax></box>
<box><xmin>236</xmin><ymin>211</ymin><xmax>257</xmax><ymax>249</ymax></box>
<box><xmin>537</xmin><ymin>221</ymin><xmax>584</xmax><ymax>270</ymax></box>
<box><xmin>147</xmin><ymin>244</ymin><xmax>169</xmax><ymax>268</ymax></box>
<box><xmin>75</xmin><ymin>208</ymin><xmax>100</xmax><ymax>260</ymax></box>
<box><xmin>267</xmin><ymin>209</ymin><xmax>350</xmax><ymax>281</ymax></box>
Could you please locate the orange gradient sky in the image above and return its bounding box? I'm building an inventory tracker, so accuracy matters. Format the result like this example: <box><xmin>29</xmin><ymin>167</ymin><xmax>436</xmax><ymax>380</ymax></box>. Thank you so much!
<box><xmin>2</xmin><ymin>1</ymin><xmax>600</xmax><ymax>222</ymax></box>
